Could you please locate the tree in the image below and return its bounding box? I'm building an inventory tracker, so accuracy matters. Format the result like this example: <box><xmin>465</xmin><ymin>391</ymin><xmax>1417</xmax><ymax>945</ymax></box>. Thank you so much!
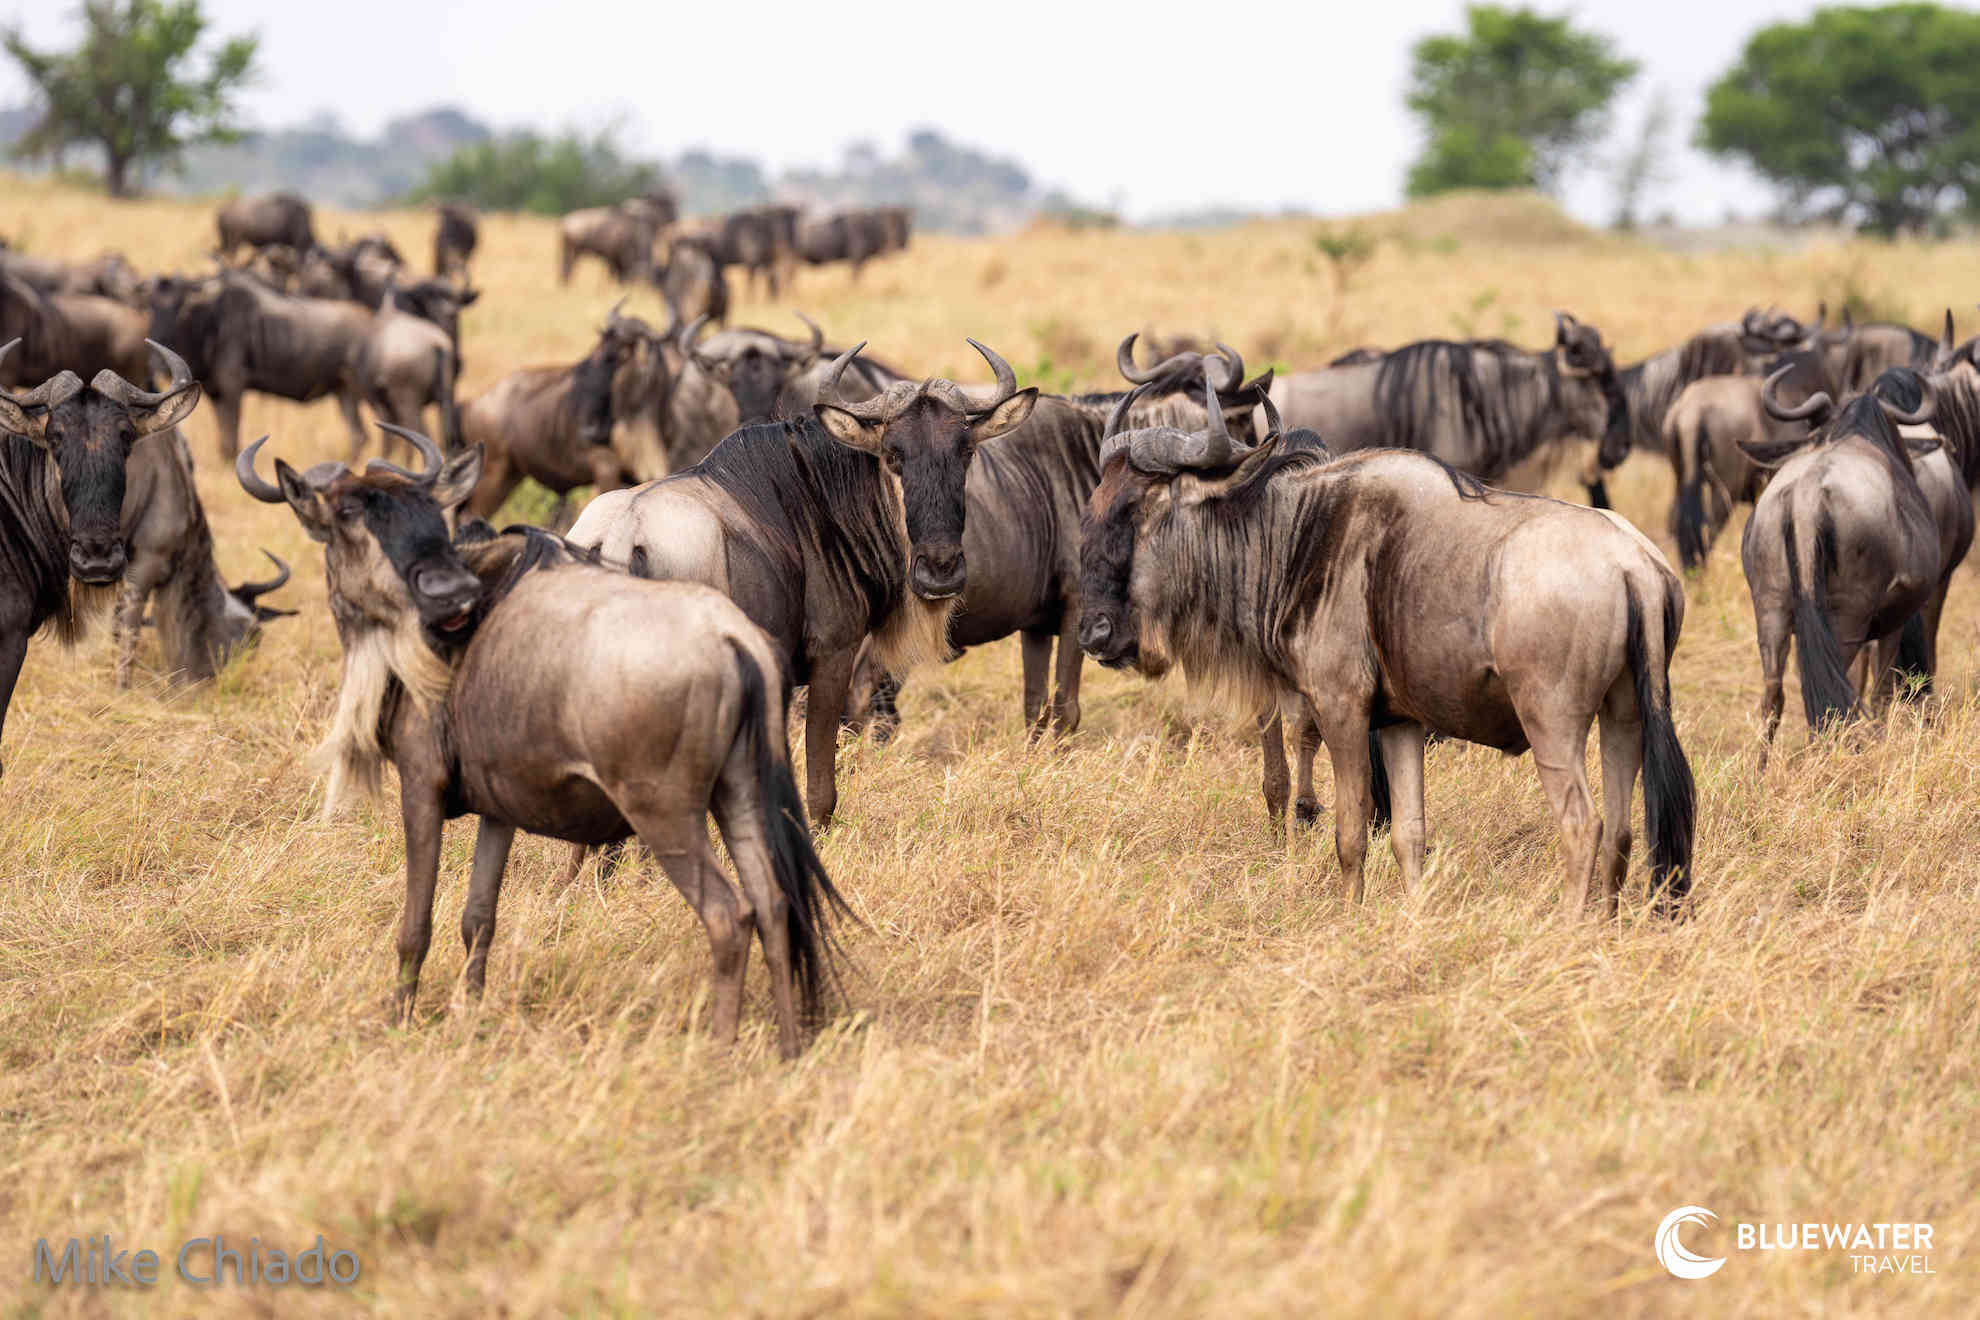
<box><xmin>1404</xmin><ymin>5</ymin><xmax>1637</xmax><ymax>199</ymax></box>
<box><xmin>1611</xmin><ymin>91</ymin><xmax>1675</xmax><ymax>231</ymax></box>
<box><xmin>1699</xmin><ymin>4</ymin><xmax>1980</xmax><ymax>236</ymax></box>
<box><xmin>3</xmin><ymin>1</ymin><xmax>258</xmax><ymax>198</ymax></box>
<box><xmin>404</xmin><ymin>129</ymin><xmax>667</xmax><ymax>216</ymax></box>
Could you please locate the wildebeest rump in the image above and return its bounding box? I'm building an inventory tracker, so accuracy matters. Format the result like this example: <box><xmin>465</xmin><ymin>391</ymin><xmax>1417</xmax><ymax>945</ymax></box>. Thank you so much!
<box><xmin>216</xmin><ymin>192</ymin><xmax>316</xmax><ymax>259</ymax></box>
<box><xmin>0</xmin><ymin>339</ymin><xmax>201</xmax><ymax>773</ymax></box>
<box><xmin>1079</xmin><ymin>376</ymin><xmax>1695</xmax><ymax>917</ymax></box>
<box><xmin>237</xmin><ymin>426</ymin><xmax>848</xmax><ymax>1057</ymax></box>
<box><xmin>568</xmin><ymin>339</ymin><xmax>1038</xmax><ymax>826</ymax></box>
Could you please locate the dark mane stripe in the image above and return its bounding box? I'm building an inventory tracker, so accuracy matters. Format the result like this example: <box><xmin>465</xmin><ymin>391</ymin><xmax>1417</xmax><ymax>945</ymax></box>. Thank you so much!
<box><xmin>0</xmin><ymin>438</ymin><xmax>74</xmax><ymax>638</ymax></box>
<box><xmin>1372</xmin><ymin>340</ymin><xmax>1554</xmax><ymax>476</ymax></box>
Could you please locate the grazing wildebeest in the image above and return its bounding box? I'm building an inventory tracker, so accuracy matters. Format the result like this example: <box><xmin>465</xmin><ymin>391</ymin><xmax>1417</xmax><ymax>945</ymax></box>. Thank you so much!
<box><xmin>678</xmin><ymin>312</ymin><xmax>824</xmax><ymax>425</ymax></box>
<box><xmin>0</xmin><ymin>339</ymin><xmax>201</xmax><ymax>772</ymax></box>
<box><xmin>568</xmin><ymin>339</ymin><xmax>1037</xmax><ymax>826</ymax></box>
<box><xmin>215</xmin><ymin>192</ymin><xmax>316</xmax><ymax>259</ymax></box>
<box><xmin>115</xmin><ymin>429</ymin><xmax>292</xmax><ymax>687</ymax></box>
<box><xmin>462</xmin><ymin>304</ymin><xmax>669</xmax><ymax>522</ymax></box>
<box><xmin>794</xmin><ymin>209</ymin><xmax>892</xmax><ymax>279</ymax></box>
<box><xmin>237</xmin><ymin>426</ymin><xmax>848</xmax><ymax>1055</ymax></box>
<box><xmin>357</xmin><ymin>288</ymin><xmax>460</xmax><ymax>459</ymax></box>
<box><xmin>1667</xmin><ymin>348</ymin><xmax>1834</xmax><ymax>569</ymax></box>
<box><xmin>149</xmin><ymin>271</ymin><xmax>373</xmax><ymax>461</ymax></box>
<box><xmin>1078</xmin><ymin>373</ymin><xmax>1696</xmax><ymax>917</ymax></box>
<box><xmin>433</xmin><ymin>203</ymin><xmax>479</xmax><ymax>281</ymax></box>
<box><xmin>1267</xmin><ymin>312</ymin><xmax>1630</xmax><ymax>507</ymax></box>
<box><xmin>1739</xmin><ymin>364</ymin><xmax>1941</xmax><ymax>765</ymax></box>
<box><xmin>559</xmin><ymin>203</ymin><xmax>662</xmax><ymax>286</ymax></box>
<box><xmin>850</xmin><ymin>336</ymin><xmax>1275</xmax><ymax>742</ymax></box>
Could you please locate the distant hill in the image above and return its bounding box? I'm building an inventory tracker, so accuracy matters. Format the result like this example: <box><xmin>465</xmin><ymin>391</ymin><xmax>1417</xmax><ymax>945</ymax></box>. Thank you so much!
<box><xmin>0</xmin><ymin>102</ymin><xmax>1101</xmax><ymax>233</ymax></box>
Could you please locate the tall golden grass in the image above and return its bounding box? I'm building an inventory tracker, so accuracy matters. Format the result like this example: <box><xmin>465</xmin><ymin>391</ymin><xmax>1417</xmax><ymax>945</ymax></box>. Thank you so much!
<box><xmin>2</xmin><ymin>178</ymin><xmax>1977</xmax><ymax>1316</ymax></box>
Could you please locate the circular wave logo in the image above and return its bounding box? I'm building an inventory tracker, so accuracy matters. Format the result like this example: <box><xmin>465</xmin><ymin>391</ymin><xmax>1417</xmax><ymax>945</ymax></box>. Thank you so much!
<box><xmin>1656</xmin><ymin>1206</ymin><xmax>1726</xmax><ymax>1279</ymax></box>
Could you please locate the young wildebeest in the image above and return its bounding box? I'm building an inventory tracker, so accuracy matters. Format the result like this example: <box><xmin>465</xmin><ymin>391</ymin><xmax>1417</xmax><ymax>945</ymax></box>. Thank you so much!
<box><xmin>1079</xmin><ymin>376</ymin><xmax>1696</xmax><ymax>916</ymax></box>
<box><xmin>1739</xmin><ymin>365</ymin><xmax>1943</xmax><ymax>764</ymax></box>
<box><xmin>116</xmin><ymin>428</ymin><xmax>293</xmax><ymax>687</ymax></box>
<box><xmin>1266</xmin><ymin>312</ymin><xmax>1630</xmax><ymax>507</ymax></box>
<box><xmin>237</xmin><ymin>426</ymin><xmax>849</xmax><ymax>1056</ymax></box>
<box><xmin>462</xmin><ymin>304</ymin><xmax>669</xmax><ymax>524</ymax></box>
<box><xmin>1667</xmin><ymin>348</ymin><xmax>1834</xmax><ymax>569</ymax></box>
<box><xmin>0</xmin><ymin>339</ymin><xmax>201</xmax><ymax>772</ymax></box>
<box><xmin>568</xmin><ymin>339</ymin><xmax>1037</xmax><ymax>827</ymax></box>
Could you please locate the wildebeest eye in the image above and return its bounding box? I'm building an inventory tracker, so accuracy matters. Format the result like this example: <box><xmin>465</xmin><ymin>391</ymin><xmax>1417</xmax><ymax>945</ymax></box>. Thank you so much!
<box><xmin>882</xmin><ymin>446</ymin><xmax>904</xmax><ymax>474</ymax></box>
<box><xmin>337</xmin><ymin>499</ymin><xmax>364</xmax><ymax>521</ymax></box>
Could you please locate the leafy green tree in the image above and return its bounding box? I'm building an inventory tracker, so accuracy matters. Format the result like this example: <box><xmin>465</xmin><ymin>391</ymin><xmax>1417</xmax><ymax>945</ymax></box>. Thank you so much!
<box><xmin>405</xmin><ymin>129</ymin><xmax>667</xmax><ymax>216</ymax></box>
<box><xmin>1405</xmin><ymin>5</ymin><xmax>1637</xmax><ymax>199</ymax></box>
<box><xmin>1700</xmin><ymin>4</ymin><xmax>1980</xmax><ymax>235</ymax></box>
<box><xmin>3</xmin><ymin>0</ymin><xmax>258</xmax><ymax>198</ymax></box>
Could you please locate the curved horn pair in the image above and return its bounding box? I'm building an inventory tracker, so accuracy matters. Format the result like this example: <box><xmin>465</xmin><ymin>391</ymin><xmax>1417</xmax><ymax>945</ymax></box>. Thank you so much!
<box><xmin>1760</xmin><ymin>362</ymin><xmax>1832</xmax><ymax>423</ymax></box>
<box><xmin>1881</xmin><ymin>374</ymin><xmax>1937</xmax><ymax>426</ymax></box>
<box><xmin>0</xmin><ymin>340</ymin><xmax>85</xmax><ymax>438</ymax></box>
<box><xmin>89</xmin><ymin>340</ymin><xmax>197</xmax><ymax>435</ymax></box>
<box><xmin>236</xmin><ymin>422</ymin><xmax>445</xmax><ymax>503</ymax></box>
<box><xmin>1102</xmin><ymin>368</ymin><xmax>1248</xmax><ymax>475</ymax></box>
<box><xmin>826</xmin><ymin>339</ymin><xmax>1018</xmax><ymax>423</ymax></box>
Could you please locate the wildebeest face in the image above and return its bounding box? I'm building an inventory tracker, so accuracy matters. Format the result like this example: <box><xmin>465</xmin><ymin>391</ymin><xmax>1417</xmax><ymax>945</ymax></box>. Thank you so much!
<box><xmin>1554</xmin><ymin>312</ymin><xmax>1631</xmax><ymax>467</ymax></box>
<box><xmin>1078</xmin><ymin>457</ymin><xmax>1158</xmax><ymax>671</ymax></box>
<box><xmin>722</xmin><ymin>347</ymin><xmax>790</xmax><ymax>426</ymax></box>
<box><xmin>0</xmin><ymin>341</ymin><xmax>201</xmax><ymax>584</ymax></box>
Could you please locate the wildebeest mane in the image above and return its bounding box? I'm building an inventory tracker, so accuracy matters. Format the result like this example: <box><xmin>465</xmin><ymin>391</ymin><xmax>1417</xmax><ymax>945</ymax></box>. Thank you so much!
<box><xmin>1371</xmin><ymin>339</ymin><xmax>1554</xmax><ymax>475</ymax></box>
<box><xmin>1913</xmin><ymin>365</ymin><xmax>1980</xmax><ymax>485</ymax></box>
<box><xmin>0</xmin><ymin>438</ymin><xmax>79</xmax><ymax>641</ymax></box>
<box><xmin>1619</xmin><ymin>328</ymin><xmax>1750</xmax><ymax>446</ymax></box>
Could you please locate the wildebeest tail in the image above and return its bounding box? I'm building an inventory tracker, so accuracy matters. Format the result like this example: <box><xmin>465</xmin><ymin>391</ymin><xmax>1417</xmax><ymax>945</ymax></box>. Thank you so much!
<box><xmin>1626</xmin><ymin>583</ymin><xmax>1695</xmax><ymax>916</ymax></box>
<box><xmin>1893</xmin><ymin>611</ymin><xmax>1931</xmax><ymax>699</ymax></box>
<box><xmin>1585</xmin><ymin>477</ymin><xmax>1612</xmax><ymax>511</ymax></box>
<box><xmin>1783</xmin><ymin>504</ymin><xmax>1856</xmax><ymax>730</ymax></box>
<box><xmin>432</xmin><ymin>346</ymin><xmax>461</xmax><ymax>453</ymax></box>
<box><xmin>1672</xmin><ymin>415</ymin><xmax>1709</xmax><ymax>570</ymax></box>
<box><xmin>1367</xmin><ymin>728</ymin><xmax>1392</xmax><ymax>830</ymax></box>
<box><xmin>729</xmin><ymin>639</ymin><xmax>852</xmax><ymax>1024</ymax></box>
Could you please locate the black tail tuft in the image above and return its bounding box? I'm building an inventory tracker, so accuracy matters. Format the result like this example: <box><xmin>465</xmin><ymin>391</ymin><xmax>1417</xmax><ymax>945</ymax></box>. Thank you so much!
<box><xmin>1626</xmin><ymin>587</ymin><xmax>1696</xmax><ymax>916</ymax></box>
<box><xmin>1367</xmin><ymin>727</ymin><xmax>1392</xmax><ymax>830</ymax></box>
<box><xmin>1783</xmin><ymin>505</ymin><xmax>1857</xmax><ymax>731</ymax></box>
<box><xmin>1892</xmin><ymin>611</ymin><xmax>1932</xmax><ymax>700</ymax></box>
<box><xmin>730</xmin><ymin>641</ymin><xmax>852</xmax><ymax>1025</ymax></box>
<box><xmin>1672</xmin><ymin>419</ymin><xmax>1709</xmax><ymax>570</ymax></box>
<box><xmin>1586</xmin><ymin>477</ymin><xmax>1612</xmax><ymax>510</ymax></box>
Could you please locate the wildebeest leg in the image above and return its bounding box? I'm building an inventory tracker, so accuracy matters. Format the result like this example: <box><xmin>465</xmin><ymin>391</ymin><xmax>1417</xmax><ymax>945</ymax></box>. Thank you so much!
<box><xmin>1377</xmin><ymin>723</ymin><xmax>1427</xmax><ymax>897</ymax></box>
<box><xmin>460</xmin><ymin>818</ymin><xmax>516</xmax><ymax>998</ymax></box>
<box><xmin>1524</xmin><ymin>712</ymin><xmax>1601</xmax><ymax>916</ymax></box>
<box><xmin>1317</xmin><ymin>710</ymin><xmax>1374</xmax><ymax>902</ymax></box>
<box><xmin>803</xmin><ymin>650</ymin><xmax>856</xmax><ymax>827</ymax></box>
<box><xmin>1595</xmin><ymin>677</ymin><xmax>1642</xmax><ymax>920</ymax></box>
<box><xmin>1020</xmin><ymin>629</ymin><xmax>1052</xmax><ymax>732</ymax></box>
<box><xmin>555</xmin><ymin>842</ymin><xmax>589</xmax><ymax>890</ymax></box>
<box><xmin>1293</xmin><ymin>715</ymin><xmax>1325</xmax><ymax>827</ymax></box>
<box><xmin>113</xmin><ymin>577</ymin><xmax>153</xmax><ymax>689</ymax></box>
<box><xmin>0</xmin><ymin>625</ymin><xmax>27</xmax><ymax>778</ymax></box>
<box><xmin>396</xmin><ymin>770</ymin><xmax>448</xmax><ymax>1023</ymax></box>
<box><xmin>638</xmin><ymin>810</ymin><xmax>752</xmax><ymax>1045</ymax></box>
<box><xmin>1050</xmin><ymin>612</ymin><xmax>1084</xmax><ymax>734</ymax></box>
<box><xmin>339</xmin><ymin>388</ymin><xmax>368</xmax><ymax>464</ymax></box>
<box><xmin>1260</xmin><ymin>712</ymin><xmax>1290</xmax><ymax>827</ymax></box>
<box><xmin>1755</xmin><ymin>603</ymin><xmax>1790</xmax><ymax>771</ymax></box>
<box><xmin>211</xmin><ymin>392</ymin><xmax>244</xmax><ymax>463</ymax></box>
<box><xmin>712</xmin><ymin>765</ymin><xmax>799</xmax><ymax>1057</ymax></box>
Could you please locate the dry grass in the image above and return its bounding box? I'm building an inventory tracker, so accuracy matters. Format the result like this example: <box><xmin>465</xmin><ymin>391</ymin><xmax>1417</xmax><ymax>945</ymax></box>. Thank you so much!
<box><xmin>3</xmin><ymin>178</ymin><xmax>1978</xmax><ymax>1316</ymax></box>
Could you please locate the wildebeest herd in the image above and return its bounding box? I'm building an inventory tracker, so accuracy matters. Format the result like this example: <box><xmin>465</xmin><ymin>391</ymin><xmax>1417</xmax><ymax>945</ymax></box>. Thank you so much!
<box><xmin>7</xmin><ymin>189</ymin><xmax>1980</xmax><ymax>1058</ymax></box>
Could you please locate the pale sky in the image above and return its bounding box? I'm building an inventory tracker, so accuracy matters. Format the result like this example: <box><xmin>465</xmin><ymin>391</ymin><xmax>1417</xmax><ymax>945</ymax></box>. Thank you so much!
<box><xmin>1</xmin><ymin>0</ymin><xmax>1956</xmax><ymax>224</ymax></box>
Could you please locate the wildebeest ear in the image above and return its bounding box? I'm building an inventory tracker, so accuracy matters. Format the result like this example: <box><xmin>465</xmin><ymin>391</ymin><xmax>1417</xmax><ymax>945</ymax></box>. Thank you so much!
<box><xmin>970</xmin><ymin>386</ymin><xmax>1038</xmax><ymax>442</ymax></box>
<box><xmin>431</xmin><ymin>445</ymin><xmax>485</xmax><ymax>514</ymax></box>
<box><xmin>274</xmin><ymin>458</ymin><xmax>333</xmax><ymax>542</ymax></box>
<box><xmin>459</xmin><ymin>288</ymin><xmax>481</xmax><ymax>307</ymax></box>
<box><xmin>814</xmin><ymin>404</ymin><xmax>881</xmax><ymax>453</ymax></box>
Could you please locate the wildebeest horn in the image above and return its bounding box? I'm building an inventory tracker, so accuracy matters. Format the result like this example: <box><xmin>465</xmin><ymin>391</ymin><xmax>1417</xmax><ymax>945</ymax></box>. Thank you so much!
<box><xmin>1210</xmin><ymin>343</ymin><xmax>1245</xmax><ymax>392</ymax></box>
<box><xmin>681</xmin><ymin>313</ymin><xmax>715</xmax><ymax>366</ymax></box>
<box><xmin>1760</xmin><ymin>362</ymin><xmax>1831</xmax><ymax>423</ymax></box>
<box><xmin>966</xmin><ymin>338</ymin><xmax>1018</xmax><ymax>411</ymax></box>
<box><xmin>792</xmin><ymin>312</ymin><xmax>824</xmax><ymax>360</ymax></box>
<box><xmin>1941</xmin><ymin>309</ymin><xmax>1956</xmax><ymax>357</ymax></box>
<box><xmin>1102</xmin><ymin>381</ymin><xmax>1154</xmax><ymax>441</ymax></box>
<box><xmin>235</xmin><ymin>549</ymin><xmax>291</xmax><ymax>602</ymax></box>
<box><xmin>89</xmin><ymin>340</ymin><xmax>197</xmax><ymax>433</ymax></box>
<box><xmin>821</xmin><ymin>341</ymin><xmax>868</xmax><ymax>404</ymax></box>
<box><xmin>0</xmin><ymin>341</ymin><xmax>85</xmax><ymax>440</ymax></box>
<box><xmin>1553</xmin><ymin>310</ymin><xmax>1578</xmax><ymax>340</ymax></box>
<box><xmin>1257</xmin><ymin>388</ymin><xmax>1282</xmax><ymax>441</ymax></box>
<box><xmin>605</xmin><ymin>296</ymin><xmax>628</xmax><ymax>327</ymax></box>
<box><xmin>367</xmin><ymin>423</ymin><xmax>444</xmax><ymax>482</ymax></box>
<box><xmin>1116</xmin><ymin>332</ymin><xmax>1201</xmax><ymax>386</ymax></box>
<box><xmin>236</xmin><ymin>435</ymin><xmax>287</xmax><ymax>502</ymax></box>
<box><xmin>1197</xmin><ymin>372</ymin><xmax>1234</xmax><ymax>463</ymax></box>
<box><xmin>1881</xmin><ymin>374</ymin><xmax>1936</xmax><ymax>426</ymax></box>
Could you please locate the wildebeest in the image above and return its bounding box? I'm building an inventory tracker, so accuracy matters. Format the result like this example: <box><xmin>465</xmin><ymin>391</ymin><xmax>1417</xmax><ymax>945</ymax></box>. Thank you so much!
<box><xmin>655</xmin><ymin>233</ymin><xmax>729</xmax><ymax>327</ymax></box>
<box><xmin>433</xmin><ymin>203</ymin><xmax>479</xmax><ymax>281</ymax></box>
<box><xmin>715</xmin><ymin>206</ymin><xmax>795</xmax><ymax>298</ymax></box>
<box><xmin>215</xmin><ymin>192</ymin><xmax>316</xmax><ymax>259</ymax></box>
<box><xmin>0</xmin><ymin>247</ymin><xmax>145</xmax><ymax>306</ymax></box>
<box><xmin>1</xmin><ymin>272</ymin><xmax>151</xmax><ymax>385</ymax></box>
<box><xmin>0</xmin><ymin>339</ymin><xmax>201</xmax><ymax>773</ymax></box>
<box><xmin>1078</xmin><ymin>372</ymin><xmax>1695</xmax><ymax>917</ymax></box>
<box><xmin>793</xmin><ymin>209</ymin><xmax>895</xmax><ymax>280</ymax></box>
<box><xmin>236</xmin><ymin>426</ymin><xmax>847</xmax><ymax>1056</ymax></box>
<box><xmin>462</xmin><ymin>303</ymin><xmax>670</xmax><ymax>522</ymax></box>
<box><xmin>568</xmin><ymin>339</ymin><xmax>1037</xmax><ymax>826</ymax></box>
<box><xmin>115</xmin><ymin>428</ymin><xmax>292</xmax><ymax>687</ymax></box>
<box><xmin>1738</xmin><ymin>364</ymin><xmax>1941</xmax><ymax>764</ymax></box>
<box><xmin>559</xmin><ymin>202</ymin><xmax>663</xmax><ymax>286</ymax></box>
<box><xmin>1666</xmin><ymin>348</ymin><xmax>1835</xmax><ymax>569</ymax></box>
<box><xmin>1266</xmin><ymin>312</ymin><xmax>1630</xmax><ymax>506</ymax></box>
<box><xmin>659</xmin><ymin>326</ymin><xmax>906</xmax><ymax>472</ymax></box>
<box><xmin>1837</xmin><ymin>317</ymin><xmax>1937</xmax><ymax>394</ymax></box>
<box><xmin>149</xmin><ymin>271</ymin><xmax>373</xmax><ymax>460</ymax></box>
<box><xmin>851</xmin><ymin>336</ymin><xmax>1276</xmax><ymax>741</ymax></box>
<box><xmin>678</xmin><ymin>312</ymin><xmax>824</xmax><ymax>425</ymax></box>
<box><xmin>357</xmin><ymin>288</ymin><xmax>460</xmax><ymax>458</ymax></box>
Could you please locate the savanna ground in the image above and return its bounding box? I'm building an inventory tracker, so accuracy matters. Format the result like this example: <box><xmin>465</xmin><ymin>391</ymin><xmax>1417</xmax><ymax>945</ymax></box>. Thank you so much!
<box><xmin>2</xmin><ymin>177</ymin><xmax>1978</xmax><ymax>1317</ymax></box>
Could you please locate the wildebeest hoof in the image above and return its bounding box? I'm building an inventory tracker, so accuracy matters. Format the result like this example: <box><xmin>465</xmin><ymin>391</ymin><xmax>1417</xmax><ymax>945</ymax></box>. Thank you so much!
<box><xmin>1293</xmin><ymin>798</ymin><xmax>1322</xmax><ymax>826</ymax></box>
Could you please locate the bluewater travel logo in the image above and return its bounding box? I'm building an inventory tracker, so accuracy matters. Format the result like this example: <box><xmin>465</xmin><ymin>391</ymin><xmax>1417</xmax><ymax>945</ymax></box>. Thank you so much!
<box><xmin>1655</xmin><ymin>1206</ymin><xmax>1725</xmax><ymax>1279</ymax></box>
<box><xmin>1654</xmin><ymin>1206</ymin><xmax>1937</xmax><ymax>1280</ymax></box>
